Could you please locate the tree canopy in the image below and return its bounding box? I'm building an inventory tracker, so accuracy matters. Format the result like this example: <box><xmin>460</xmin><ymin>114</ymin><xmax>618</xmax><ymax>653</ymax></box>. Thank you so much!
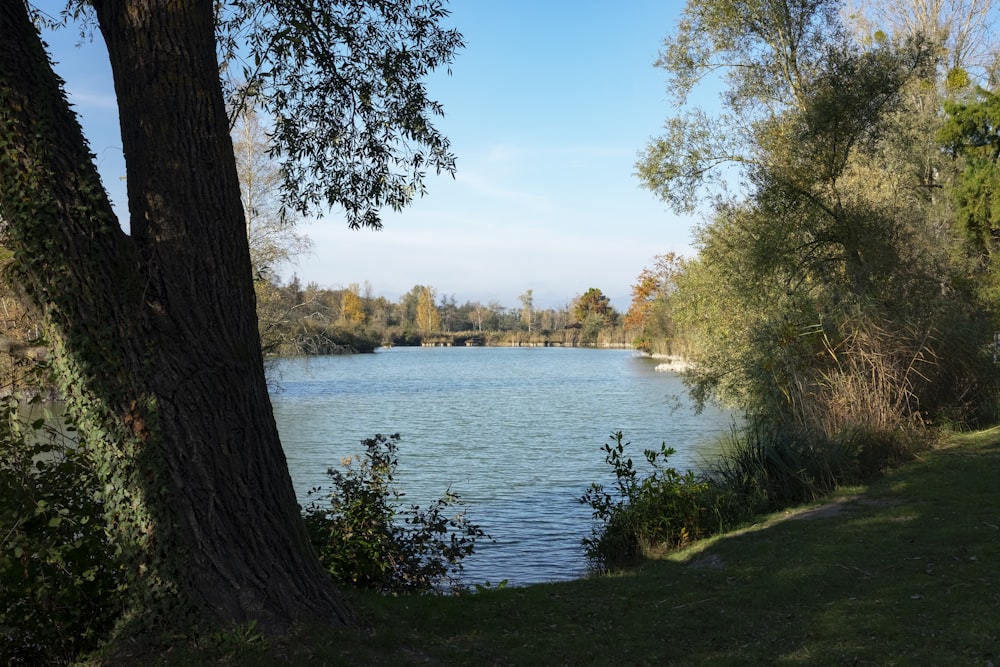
<box><xmin>636</xmin><ymin>0</ymin><xmax>998</xmax><ymax>452</ymax></box>
<box><xmin>218</xmin><ymin>0</ymin><xmax>463</xmax><ymax>227</ymax></box>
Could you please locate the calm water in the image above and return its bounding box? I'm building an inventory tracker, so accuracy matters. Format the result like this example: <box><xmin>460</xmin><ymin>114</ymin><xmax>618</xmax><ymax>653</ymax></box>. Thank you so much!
<box><xmin>269</xmin><ymin>346</ymin><xmax>733</xmax><ymax>586</ymax></box>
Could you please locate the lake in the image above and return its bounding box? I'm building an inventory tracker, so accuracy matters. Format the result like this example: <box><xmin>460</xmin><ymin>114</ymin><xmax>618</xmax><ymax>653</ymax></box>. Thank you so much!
<box><xmin>269</xmin><ymin>346</ymin><xmax>734</xmax><ymax>587</ymax></box>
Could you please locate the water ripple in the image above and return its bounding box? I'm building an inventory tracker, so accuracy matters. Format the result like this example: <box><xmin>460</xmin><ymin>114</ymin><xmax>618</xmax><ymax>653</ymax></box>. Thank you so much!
<box><xmin>271</xmin><ymin>347</ymin><xmax>732</xmax><ymax>586</ymax></box>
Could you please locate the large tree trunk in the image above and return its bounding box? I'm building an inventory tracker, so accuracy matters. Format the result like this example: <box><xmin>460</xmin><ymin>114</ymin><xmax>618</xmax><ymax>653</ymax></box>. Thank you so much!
<box><xmin>0</xmin><ymin>0</ymin><xmax>349</xmax><ymax>634</ymax></box>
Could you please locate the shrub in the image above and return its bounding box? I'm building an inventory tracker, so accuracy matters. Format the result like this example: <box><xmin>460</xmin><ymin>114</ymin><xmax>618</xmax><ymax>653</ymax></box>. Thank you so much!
<box><xmin>303</xmin><ymin>433</ymin><xmax>487</xmax><ymax>594</ymax></box>
<box><xmin>0</xmin><ymin>393</ymin><xmax>123</xmax><ymax>666</ymax></box>
<box><xmin>709</xmin><ymin>419</ymin><xmax>843</xmax><ymax>513</ymax></box>
<box><xmin>580</xmin><ymin>432</ymin><xmax>729</xmax><ymax>571</ymax></box>
<box><xmin>710</xmin><ymin>411</ymin><xmax>936</xmax><ymax>519</ymax></box>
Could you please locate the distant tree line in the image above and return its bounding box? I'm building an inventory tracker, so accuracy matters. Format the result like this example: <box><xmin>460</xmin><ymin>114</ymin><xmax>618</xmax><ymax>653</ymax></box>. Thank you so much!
<box><xmin>254</xmin><ymin>278</ymin><xmax>631</xmax><ymax>354</ymax></box>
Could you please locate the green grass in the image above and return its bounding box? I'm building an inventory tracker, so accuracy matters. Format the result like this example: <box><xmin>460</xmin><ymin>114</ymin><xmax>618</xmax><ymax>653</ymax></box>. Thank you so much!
<box><xmin>95</xmin><ymin>429</ymin><xmax>1000</xmax><ymax>666</ymax></box>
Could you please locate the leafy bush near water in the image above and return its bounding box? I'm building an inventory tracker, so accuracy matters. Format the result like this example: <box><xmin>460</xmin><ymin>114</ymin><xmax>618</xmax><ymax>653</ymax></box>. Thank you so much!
<box><xmin>580</xmin><ymin>432</ymin><xmax>733</xmax><ymax>571</ymax></box>
<box><xmin>581</xmin><ymin>419</ymin><xmax>935</xmax><ymax>572</ymax></box>
<box><xmin>303</xmin><ymin>433</ymin><xmax>488</xmax><ymax>594</ymax></box>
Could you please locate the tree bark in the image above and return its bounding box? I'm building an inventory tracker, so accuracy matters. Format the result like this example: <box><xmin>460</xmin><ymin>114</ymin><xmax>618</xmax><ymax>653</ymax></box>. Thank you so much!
<box><xmin>0</xmin><ymin>0</ymin><xmax>349</xmax><ymax>633</ymax></box>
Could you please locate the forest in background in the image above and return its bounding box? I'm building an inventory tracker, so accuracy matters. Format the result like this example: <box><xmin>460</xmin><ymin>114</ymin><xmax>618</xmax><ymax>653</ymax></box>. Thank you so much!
<box><xmin>254</xmin><ymin>278</ymin><xmax>631</xmax><ymax>354</ymax></box>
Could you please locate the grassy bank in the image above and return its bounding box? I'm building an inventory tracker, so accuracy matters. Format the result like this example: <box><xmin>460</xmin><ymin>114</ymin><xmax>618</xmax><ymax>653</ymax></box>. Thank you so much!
<box><xmin>103</xmin><ymin>429</ymin><xmax>1000</xmax><ymax>665</ymax></box>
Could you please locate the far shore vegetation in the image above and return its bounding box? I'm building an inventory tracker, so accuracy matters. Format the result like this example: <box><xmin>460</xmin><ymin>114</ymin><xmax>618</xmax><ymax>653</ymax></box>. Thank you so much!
<box><xmin>253</xmin><ymin>280</ymin><xmax>634</xmax><ymax>355</ymax></box>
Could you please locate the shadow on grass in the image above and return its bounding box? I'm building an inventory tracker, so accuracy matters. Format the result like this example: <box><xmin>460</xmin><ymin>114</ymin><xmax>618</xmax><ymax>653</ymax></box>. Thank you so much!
<box><xmin>156</xmin><ymin>433</ymin><xmax>1000</xmax><ymax>666</ymax></box>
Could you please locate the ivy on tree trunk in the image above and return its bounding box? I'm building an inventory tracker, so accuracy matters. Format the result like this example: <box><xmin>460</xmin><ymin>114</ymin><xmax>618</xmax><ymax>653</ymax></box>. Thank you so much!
<box><xmin>0</xmin><ymin>0</ymin><xmax>349</xmax><ymax>634</ymax></box>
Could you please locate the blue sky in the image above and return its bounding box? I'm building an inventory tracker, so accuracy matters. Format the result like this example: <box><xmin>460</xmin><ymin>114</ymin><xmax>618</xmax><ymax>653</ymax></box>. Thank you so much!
<box><xmin>41</xmin><ymin>2</ymin><xmax>700</xmax><ymax>310</ymax></box>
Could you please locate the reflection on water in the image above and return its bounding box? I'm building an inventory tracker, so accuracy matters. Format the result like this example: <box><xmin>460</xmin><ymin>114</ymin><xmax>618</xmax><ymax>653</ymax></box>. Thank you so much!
<box><xmin>270</xmin><ymin>347</ymin><xmax>733</xmax><ymax>586</ymax></box>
